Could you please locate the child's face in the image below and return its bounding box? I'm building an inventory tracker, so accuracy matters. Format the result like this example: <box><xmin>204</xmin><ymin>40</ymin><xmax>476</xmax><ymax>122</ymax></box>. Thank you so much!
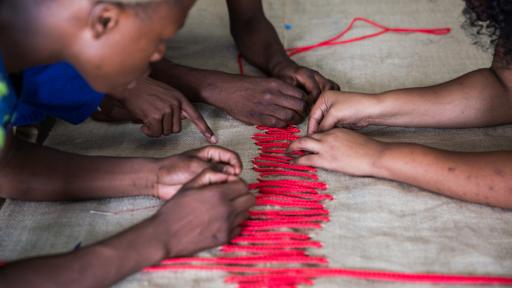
<box><xmin>72</xmin><ymin>0</ymin><xmax>195</xmax><ymax>93</ymax></box>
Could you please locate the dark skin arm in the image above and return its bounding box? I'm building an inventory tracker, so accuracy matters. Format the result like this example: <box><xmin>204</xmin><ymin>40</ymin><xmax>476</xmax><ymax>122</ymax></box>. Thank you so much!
<box><xmin>144</xmin><ymin>0</ymin><xmax>339</xmax><ymax>128</ymax></box>
<box><xmin>151</xmin><ymin>60</ymin><xmax>307</xmax><ymax>127</ymax></box>
<box><xmin>102</xmin><ymin>0</ymin><xmax>339</xmax><ymax>128</ymax></box>
<box><xmin>0</xmin><ymin>169</ymin><xmax>255</xmax><ymax>287</ymax></box>
<box><xmin>0</xmin><ymin>132</ymin><xmax>242</xmax><ymax>201</ymax></box>
<box><xmin>95</xmin><ymin>74</ymin><xmax>218</xmax><ymax>143</ymax></box>
<box><xmin>226</xmin><ymin>0</ymin><xmax>339</xmax><ymax>101</ymax></box>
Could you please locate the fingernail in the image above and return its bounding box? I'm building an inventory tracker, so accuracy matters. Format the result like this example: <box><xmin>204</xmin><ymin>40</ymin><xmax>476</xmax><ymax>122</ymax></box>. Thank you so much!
<box><xmin>210</xmin><ymin>135</ymin><xmax>218</xmax><ymax>144</ymax></box>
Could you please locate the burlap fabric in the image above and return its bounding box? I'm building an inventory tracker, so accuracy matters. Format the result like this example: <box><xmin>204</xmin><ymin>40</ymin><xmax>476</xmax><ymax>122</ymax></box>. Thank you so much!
<box><xmin>1</xmin><ymin>0</ymin><xmax>510</xmax><ymax>287</ymax></box>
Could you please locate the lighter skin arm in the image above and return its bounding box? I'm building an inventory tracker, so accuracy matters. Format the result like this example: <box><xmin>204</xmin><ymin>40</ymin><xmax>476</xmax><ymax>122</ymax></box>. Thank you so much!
<box><xmin>308</xmin><ymin>43</ymin><xmax>512</xmax><ymax>133</ymax></box>
<box><xmin>290</xmin><ymin>128</ymin><xmax>512</xmax><ymax>209</ymax></box>
<box><xmin>369</xmin><ymin>67</ymin><xmax>512</xmax><ymax>128</ymax></box>
<box><xmin>291</xmin><ymin>43</ymin><xmax>512</xmax><ymax>209</ymax></box>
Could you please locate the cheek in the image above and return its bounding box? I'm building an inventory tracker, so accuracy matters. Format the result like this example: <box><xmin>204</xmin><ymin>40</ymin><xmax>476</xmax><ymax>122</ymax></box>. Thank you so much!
<box><xmin>76</xmin><ymin>23</ymin><xmax>163</xmax><ymax>93</ymax></box>
<box><xmin>79</xmin><ymin>51</ymin><xmax>148</xmax><ymax>94</ymax></box>
<box><xmin>96</xmin><ymin>42</ymin><xmax>153</xmax><ymax>92</ymax></box>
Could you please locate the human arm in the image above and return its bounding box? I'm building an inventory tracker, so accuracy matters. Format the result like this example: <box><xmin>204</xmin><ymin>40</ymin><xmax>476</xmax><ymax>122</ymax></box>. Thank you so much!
<box><xmin>226</xmin><ymin>0</ymin><xmax>339</xmax><ymax>101</ymax></box>
<box><xmin>0</xmin><ymin>169</ymin><xmax>255</xmax><ymax>287</ymax></box>
<box><xmin>150</xmin><ymin>59</ymin><xmax>307</xmax><ymax>127</ymax></box>
<box><xmin>308</xmin><ymin>43</ymin><xmax>512</xmax><ymax>134</ymax></box>
<box><xmin>100</xmin><ymin>75</ymin><xmax>217</xmax><ymax>142</ymax></box>
<box><xmin>0</xmin><ymin>132</ymin><xmax>242</xmax><ymax>201</ymax></box>
<box><xmin>289</xmin><ymin>128</ymin><xmax>512</xmax><ymax>209</ymax></box>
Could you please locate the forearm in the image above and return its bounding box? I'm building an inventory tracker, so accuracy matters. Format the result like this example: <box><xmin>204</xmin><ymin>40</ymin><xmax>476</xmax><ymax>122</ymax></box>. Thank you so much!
<box><xmin>0</xmin><ymin>216</ymin><xmax>165</xmax><ymax>287</ymax></box>
<box><xmin>372</xmin><ymin>143</ymin><xmax>512</xmax><ymax>208</ymax></box>
<box><xmin>371</xmin><ymin>68</ymin><xmax>512</xmax><ymax>128</ymax></box>
<box><xmin>0</xmin><ymin>136</ymin><xmax>158</xmax><ymax>201</ymax></box>
<box><xmin>227</xmin><ymin>2</ymin><xmax>292</xmax><ymax>75</ymax></box>
<box><xmin>151</xmin><ymin>59</ymin><xmax>240</xmax><ymax>105</ymax></box>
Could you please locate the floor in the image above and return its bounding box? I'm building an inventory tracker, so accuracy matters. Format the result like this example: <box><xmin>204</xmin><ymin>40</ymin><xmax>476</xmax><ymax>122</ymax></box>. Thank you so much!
<box><xmin>0</xmin><ymin>0</ymin><xmax>511</xmax><ymax>287</ymax></box>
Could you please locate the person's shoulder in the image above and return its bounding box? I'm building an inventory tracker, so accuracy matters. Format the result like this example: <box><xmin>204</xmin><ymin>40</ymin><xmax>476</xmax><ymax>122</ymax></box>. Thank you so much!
<box><xmin>0</xmin><ymin>56</ymin><xmax>18</xmax><ymax>148</ymax></box>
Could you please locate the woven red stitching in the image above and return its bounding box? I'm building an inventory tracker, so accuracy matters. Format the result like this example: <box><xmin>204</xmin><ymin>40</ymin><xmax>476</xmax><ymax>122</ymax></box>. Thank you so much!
<box><xmin>145</xmin><ymin>17</ymin><xmax>512</xmax><ymax>287</ymax></box>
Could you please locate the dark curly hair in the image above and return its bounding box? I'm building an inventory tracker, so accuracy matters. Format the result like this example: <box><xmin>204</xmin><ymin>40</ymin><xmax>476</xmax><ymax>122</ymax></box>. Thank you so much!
<box><xmin>463</xmin><ymin>0</ymin><xmax>512</xmax><ymax>65</ymax></box>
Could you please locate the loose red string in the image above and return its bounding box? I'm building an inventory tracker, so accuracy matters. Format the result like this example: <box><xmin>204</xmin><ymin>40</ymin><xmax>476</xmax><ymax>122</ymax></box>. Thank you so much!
<box><xmin>237</xmin><ymin>17</ymin><xmax>451</xmax><ymax>75</ymax></box>
<box><xmin>146</xmin><ymin>125</ymin><xmax>512</xmax><ymax>287</ymax></box>
<box><xmin>145</xmin><ymin>18</ymin><xmax>512</xmax><ymax>287</ymax></box>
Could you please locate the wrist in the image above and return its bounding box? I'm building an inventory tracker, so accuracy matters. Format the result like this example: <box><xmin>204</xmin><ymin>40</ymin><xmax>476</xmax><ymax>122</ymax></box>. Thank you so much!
<box><xmin>349</xmin><ymin>93</ymin><xmax>390</xmax><ymax>127</ymax></box>
<box><xmin>144</xmin><ymin>216</ymin><xmax>173</xmax><ymax>260</ymax></box>
<box><xmin>93</xmin><ymin>215</ymin><xmax>170</xmax><ymax>271</ymax></box>
<box><xmin>267</xmin><ymin>56</ymin><xmax>296</xmax><ymax>77</ymax></box>
<box><xmin>370</xmin><ymin>143</ymin><xmax>420</xmax><ymax>180</ymax></box>
<box><xmin>147</xmin><ymin>212</ymin><xmax>178</xmax><ymax>259</ymax></box>
<box><xmin>152</xmin><ymin>60</ymin><xmax>222</xmax><ymax>104</ymax></box>
<box><xmin>111</xmin><ymin>157</ymin><xmax>160</xmax><ymax>198</ymax></box>
<box><xmin>370</xmin><ymin>92</ymin><xmax>406</xmax><ymax>126</ymax></box>
<box><xmin>368</xmin><ymin>142</ymin><xmax>392</xmax><ymax>178</ymax></box>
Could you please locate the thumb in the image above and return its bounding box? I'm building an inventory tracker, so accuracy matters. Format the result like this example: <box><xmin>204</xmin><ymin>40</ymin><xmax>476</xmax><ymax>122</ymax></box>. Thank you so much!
<box><xmin>182</xmin><ymin>168</ymin><xmax>238</xmax><ymax>190</ymax></box>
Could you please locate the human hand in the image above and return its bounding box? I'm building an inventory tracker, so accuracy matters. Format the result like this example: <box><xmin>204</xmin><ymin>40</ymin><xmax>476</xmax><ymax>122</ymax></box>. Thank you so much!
<box><xmin>95</xmin><ymin>76</ymin><xmax>217</xmax><ymax>143</ymax></box>
<box><xmin>154</xmin><ymin>145</ymin><xmax>243</xmax><ymax>200</ymax></box>
<box><xmin>308</xmin><ymin>91</ymin><xmax>380</xmax><ymax>135</ymax></box>
<box><xmin>289</xmin><ymin>128</ymin><xmax>386</xmax><ymax>177</ymax></box>
<box><xmin>271</xmin><ymin>61</ymin><xmax>339</xmax><ymax>104</ymax></box>
<box><xmin>152</xmin><ymin>169</ymin><xmax>255</xmax><ymax>257</ymax></box>
<box><xmin>203</xmin><ymin>74</ymin><xmax>307</xmax><ymax>127</ymax></box>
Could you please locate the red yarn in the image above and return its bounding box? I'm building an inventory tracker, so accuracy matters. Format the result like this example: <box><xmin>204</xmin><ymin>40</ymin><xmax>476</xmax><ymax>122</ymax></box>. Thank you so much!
<box><xmin>146</xmin><ymin>124</ymin><xmax>512</xmax><ymax>287</ymax></box>
<box><xmin>237</xmin><ymin>17</ymin><xmax>451</xmax><ymax>75</ymax></box>
<box><xmin>145</xmin><ymin>264</ymin><xmax>512</xmax><ymax>286</ymax></box>
<box><xmin>145</xmin><ymin>18</ymin><xmax>512</xmax><ymax>287</ymax></box>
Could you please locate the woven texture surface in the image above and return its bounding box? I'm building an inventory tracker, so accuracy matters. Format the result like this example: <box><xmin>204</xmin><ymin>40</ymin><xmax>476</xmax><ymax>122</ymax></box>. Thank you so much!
<box><xmin>1</xmin><ymin>0</ymin><xmax>511</xmax><ymax>287</ymax></box>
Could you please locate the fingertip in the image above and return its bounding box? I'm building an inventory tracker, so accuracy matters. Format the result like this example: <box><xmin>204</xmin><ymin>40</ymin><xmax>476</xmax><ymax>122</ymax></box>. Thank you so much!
<box><xmin>287</xmin><ymin>140</ymin><xmax>300</xmax><ymax>152</ymax></box>
<box><xmin>141</xmin><ymin>125</ymin><xmax>151</xmax><ymax>137</ymax></box>
<box><xmin>307</xmin><ymin>120</ymin><xmax>318</xmax><ymax>136</ymax></box>
<box><xmin>210</xmin><ymin>134</ymin><xmax>218</xmax><ymax>144</ymax></box>
<box><xmin>293</xmin><ymin>156</ymin><xmax>308</xmax><ymax>167</ymax></box>
<box><xmin>227</xmin><ymin>175</ymin><xmax>239</xmax><ymax>182</ymax></box>
<box><xmin>222</xmin><ymin>165</ymin><xmax>236</xmax><ymax>175</ymax></box>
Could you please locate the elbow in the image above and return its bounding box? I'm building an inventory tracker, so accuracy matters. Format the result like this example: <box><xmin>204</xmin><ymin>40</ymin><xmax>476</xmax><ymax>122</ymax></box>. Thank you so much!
<box><xmin>489</xmin><ymin>67</ymin><xmax>512</xmax><ymax>102</ymax></box>
<box><xmin>0</xmin><ymin>176</ymin><xmax>20</xmax><ymax>200</ymax></box>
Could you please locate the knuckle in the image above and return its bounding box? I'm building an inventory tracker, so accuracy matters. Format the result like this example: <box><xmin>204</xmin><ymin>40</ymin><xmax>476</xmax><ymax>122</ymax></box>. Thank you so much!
<box><xmin>268</xmin><ymin>79</ymin><xmax>280</xmax><ymax>88</ymax></box>
<box><xmin>262</xmin><ymin>92</ymin><xmax>273</xmax><ymax>102</ymax></box>
<box><xmin>283</xmin><ymin>110</ymin><xmax>295</xmax><ymax>121</ymax></box>
<box><xmin>190</xmin><ymin>158</ymin><xmax>208</xmax><ymax>171</ymax></box>
<box><xmin>298</xmin><ymin>100</ymin><xmax>307</xmax><ymax>112</ymax></box>
<box><xmin>149</xmin><ymin>114</ymin><xmax>162</xmax><ymax>122</ymax></box>
<box><xmin>212</xmin><ymin>229</ymin><xmax>230</xmax><ymax>245</ymax></box>
<box><xmin>266</xmin><ymin>117</ymin><xmax>278</xmax><ymax>127</ymax></box>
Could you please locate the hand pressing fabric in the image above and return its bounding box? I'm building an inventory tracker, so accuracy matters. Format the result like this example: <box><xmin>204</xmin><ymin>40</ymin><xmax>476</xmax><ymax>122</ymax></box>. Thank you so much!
<box><xmin>271</xmin><ymin>60</ymin><xmax>340</xmax><ymax>104</ymax></box>
<box><xmin>308</xmin><ymin>91</ymin><xmax>380</xmax><ymax>134</ymax></box>
<box><xmin>152</xmin><ymin>169</ymin><xmax>255</xmax><ymax>257</ymax></box>
<box><xmin>202</xmin><ymin>74</ymin><xmax>308</xmax><ymax>127</ymax></box>
<box><xmin>154</xmin><ymin>145</ymin><xmax>242</xmax><ymax>200</ymax></box>
<box><xmin>94</xmin><ymin>75</ymin><xmax>217</xmax><ymax>143</ymax></box>
<box><xmin>289</xmin><ymin>128</ymin><xmax>385</xmax><ymax>177</ymax></box>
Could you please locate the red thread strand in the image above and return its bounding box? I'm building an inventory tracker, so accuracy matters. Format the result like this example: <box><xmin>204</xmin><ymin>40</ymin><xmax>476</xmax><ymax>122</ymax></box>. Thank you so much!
<box><xmin>144</xmin><ymin>265</ymin><xmax>512</xmax><ymax>286</ymax></box>
<box><xmin>147</xmin><ymin>19</ymin><xmax>511</xmax><ymax>286</ymax></box>
<box><xmin>238</xmin><ymin>17</ymin><xmax>452</xmax><ymax>74</ymax></box>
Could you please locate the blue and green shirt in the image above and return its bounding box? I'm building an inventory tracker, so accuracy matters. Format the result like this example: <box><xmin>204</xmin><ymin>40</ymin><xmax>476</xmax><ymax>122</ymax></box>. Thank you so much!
<box><xmin>0</xmin><ymin>56</ymin><xmax>17</xmax><ymax>150</ymax></box>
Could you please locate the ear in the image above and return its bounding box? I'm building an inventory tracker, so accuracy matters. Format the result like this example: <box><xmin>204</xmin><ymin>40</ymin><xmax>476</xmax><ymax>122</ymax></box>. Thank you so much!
<box><xmin>89</xmin><ymin>3</ymin><xmax>122</xmax><ymax>39</ymax></box>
